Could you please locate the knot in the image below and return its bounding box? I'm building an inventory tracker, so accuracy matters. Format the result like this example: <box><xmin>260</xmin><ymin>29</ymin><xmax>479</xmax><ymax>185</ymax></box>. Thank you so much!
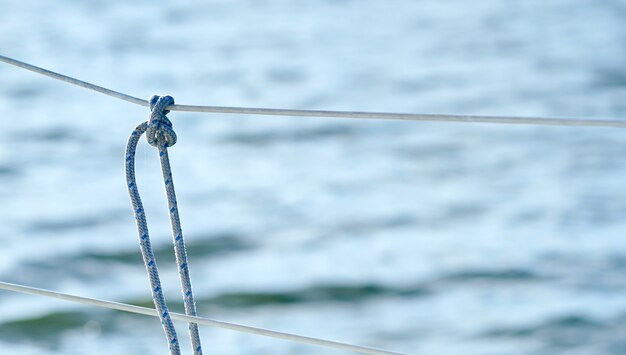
<box><xmin>146</xmin><ymin>95</ymin><xmax>177</xmax><ymax>148</ymax></box>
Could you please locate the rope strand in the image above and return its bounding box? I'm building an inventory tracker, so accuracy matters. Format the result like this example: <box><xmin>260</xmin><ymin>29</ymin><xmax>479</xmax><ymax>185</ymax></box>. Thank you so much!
<box><xmin>126</xmin><ymin>118</ymin><xmax>181</xmax><ymax>354</ymax></box>
<box><xmin>148</xmin><ymin>95</ymin><xmax>203</xmax><ymax>354</ymax></box>
<box><xmin>0</xmin><ymin>281</ymin><xmax>409</xmax><ymax>355</ymax></box>
<box><xmin>1</xmin><ymin>54</ymin><xmax>625</xmax><ymax>128</ymax></box>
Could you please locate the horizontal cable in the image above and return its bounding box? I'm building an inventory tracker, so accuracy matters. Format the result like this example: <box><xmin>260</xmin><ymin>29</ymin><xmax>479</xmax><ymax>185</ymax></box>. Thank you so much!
<box><xmin>1</xmin><ymin>54</ymin><xmax>625</xmax><ymax>128</ymax></box>
<box><xmin>0</xmin><ymin>281</ymin><xmax>409</xmax><ymax>355</ymax></box>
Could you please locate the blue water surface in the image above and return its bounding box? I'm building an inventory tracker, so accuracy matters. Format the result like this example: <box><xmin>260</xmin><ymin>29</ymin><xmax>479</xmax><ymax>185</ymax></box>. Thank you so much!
<box><xmin>0</xmin><ymin>1</ymin><xmax>625</xmax><ymax>354</ymax></box>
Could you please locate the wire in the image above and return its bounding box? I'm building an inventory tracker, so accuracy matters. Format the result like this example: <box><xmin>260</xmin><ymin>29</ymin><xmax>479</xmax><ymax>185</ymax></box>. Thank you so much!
<box><xmin>0</xmin><ymin>55</ymin><xmax>146</xmax><ymax>107</ymax></box>
<box><xmin>0</xmin><ymin>281</ymin><xmax>410</xmax><ymax>355</ymax></box>
<box><xmin>1</xmin><ymin>54</ymin><xmax>625</xmax><ymax>128</ymax></box>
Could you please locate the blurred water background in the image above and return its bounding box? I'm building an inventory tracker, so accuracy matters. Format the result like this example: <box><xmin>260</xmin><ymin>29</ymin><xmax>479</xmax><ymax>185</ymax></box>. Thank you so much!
<box><xmin>1</xmin><ymin>0</ymin><xmax>626</xmax><ymax>354</ymax></box>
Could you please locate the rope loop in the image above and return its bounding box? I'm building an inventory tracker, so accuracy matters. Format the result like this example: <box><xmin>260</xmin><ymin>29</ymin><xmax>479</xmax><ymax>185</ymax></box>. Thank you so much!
<box><xmin>146</xmin><ymin>95</ymin><xmax>177</xmax><ymax>148</ymax></box>
<box><xmin>125</xmin><ymin>95</ymin><xmax>202</xmax><ymax>354</ymax></box>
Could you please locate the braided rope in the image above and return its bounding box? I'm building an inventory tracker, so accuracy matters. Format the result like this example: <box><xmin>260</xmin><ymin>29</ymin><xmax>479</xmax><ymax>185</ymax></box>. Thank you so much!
<box><xmin>125</xmin><ymin>95</ymin><xmax>202</xmax><ymax>354</ymax></box>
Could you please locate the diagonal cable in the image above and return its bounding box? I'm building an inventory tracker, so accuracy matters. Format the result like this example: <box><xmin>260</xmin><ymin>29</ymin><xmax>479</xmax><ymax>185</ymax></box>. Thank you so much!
<box><xmin>0</xmin><ymin>281</ymin><xmax>410</xmax><ymax>355</ymax></box>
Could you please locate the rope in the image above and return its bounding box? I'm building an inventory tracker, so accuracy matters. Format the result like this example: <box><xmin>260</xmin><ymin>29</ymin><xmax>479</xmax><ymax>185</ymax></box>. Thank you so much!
<box><xmin>1</xmin><ymin>54</ymin><xmax>625</xmax><ymax>128</ymax></box>
<box><xmin>125</xmin><ymin>95</ymin><xmax>202</xmax><ymax>354</ymax></box>
<box><xmin>0</xmin><ymin>281</ymin><xmax>409</xmax><ymax>355</ymax></box>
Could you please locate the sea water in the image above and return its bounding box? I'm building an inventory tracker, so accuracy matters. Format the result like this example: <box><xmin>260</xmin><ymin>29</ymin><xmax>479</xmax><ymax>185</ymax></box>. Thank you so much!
<box><xmin>0</xmin><ymin>1</ymin><xmax>625</xmax><ymax>354</ymax></box>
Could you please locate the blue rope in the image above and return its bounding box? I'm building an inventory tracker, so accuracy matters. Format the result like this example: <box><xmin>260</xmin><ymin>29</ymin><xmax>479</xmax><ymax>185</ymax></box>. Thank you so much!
<box><xmin>125</xmin><ymin>95</ymin><xmax>203</xmax><ymax>355</ymax></box>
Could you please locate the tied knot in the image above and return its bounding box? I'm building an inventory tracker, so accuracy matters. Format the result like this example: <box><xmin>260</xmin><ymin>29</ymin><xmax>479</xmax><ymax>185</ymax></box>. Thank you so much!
<box><xmin>146</xmin><ymin>95</ymin><xmax>177</xmax><ymax>148</ymax></box>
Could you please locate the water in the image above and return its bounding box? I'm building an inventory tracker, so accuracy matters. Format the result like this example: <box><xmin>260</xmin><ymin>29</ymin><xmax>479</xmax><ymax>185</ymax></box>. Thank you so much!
<box><xmin>1</xmin><ymin>0</ymin><xmax>626</xmax><ymax>354</ymax></box>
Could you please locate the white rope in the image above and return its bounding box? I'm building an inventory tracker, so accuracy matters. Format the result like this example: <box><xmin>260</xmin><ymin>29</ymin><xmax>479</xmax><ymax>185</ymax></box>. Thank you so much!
<box><xmin>1</xmin><ymin>54</ymin><xmax>625</xmax><ymax>128</ymax></box>
<box><xmin>0</xmin><ymin>281</ymin><xmax>410</xmax><ymax>355</ymax></box>
<box><xmin>0</xmin><ymin>55</ymin><xmax>146</xmax><ymax>107</ymax></box>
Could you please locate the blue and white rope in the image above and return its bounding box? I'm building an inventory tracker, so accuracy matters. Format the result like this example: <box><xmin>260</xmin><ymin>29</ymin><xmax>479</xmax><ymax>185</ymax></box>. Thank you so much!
<box><xmin>125</xmin><ymin>95</ymin><xmax>202</xmax><ymax>354</ymax></box>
